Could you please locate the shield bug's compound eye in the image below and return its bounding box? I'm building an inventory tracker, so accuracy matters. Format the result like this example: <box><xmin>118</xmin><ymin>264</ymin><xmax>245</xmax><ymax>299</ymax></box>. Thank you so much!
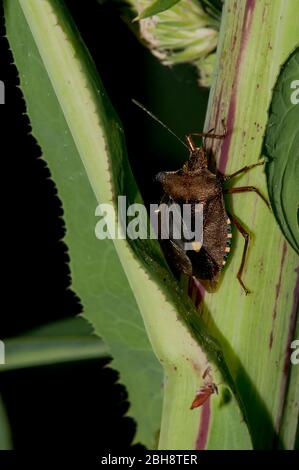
<box><xmin>155</xmin><ymin>172</ymin><xmax>166</xmax><ymax>183</ymax></box>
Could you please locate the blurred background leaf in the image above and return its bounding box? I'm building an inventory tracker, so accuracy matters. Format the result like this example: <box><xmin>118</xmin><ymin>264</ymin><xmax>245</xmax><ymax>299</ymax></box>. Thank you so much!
<box><xmin>1</xmin><ymin>318</ymin><xmax>108</xmax><ymax>372</ymax></box>
<box><xmin>0</xmin><ymin>396</ymin><xmax>12</xmax><ymax>450</ymax></box>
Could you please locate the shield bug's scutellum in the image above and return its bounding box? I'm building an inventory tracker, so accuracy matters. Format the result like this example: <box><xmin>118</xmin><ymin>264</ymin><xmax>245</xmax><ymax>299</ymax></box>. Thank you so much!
<box><xmin>133</xmin><ymin>100</ymin><xmax>270</xmax><ymax>294</ymax></box>
<box><xmin>190</xmin><ymin>366</ymin><xmax>218</xmax><ymax>409</ymax></box>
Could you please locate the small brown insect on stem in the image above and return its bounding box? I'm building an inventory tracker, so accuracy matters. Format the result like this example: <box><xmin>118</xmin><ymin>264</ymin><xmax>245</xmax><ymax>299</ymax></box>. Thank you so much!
<box><xmin>190</xmin><ymin>367</ymin><xmax>218</xmax><ymax>410</ymax></box>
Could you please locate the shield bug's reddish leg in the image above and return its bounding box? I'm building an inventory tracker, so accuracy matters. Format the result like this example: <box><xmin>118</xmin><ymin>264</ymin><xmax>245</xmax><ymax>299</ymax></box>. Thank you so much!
<box><xmin>226</xmin><ymin>212</ymin><xmax>251</xmax><ymax>295</ymax></box>
<box><xmin>223</xmin><ymin>186</ymin><xmax>270</xmax><ymax>293</ymax></box>
<box><xmin>224</xmin><ymin>185</ymin><xmax>270</xmax><ymax>209</ymax></box>
<box><xmin>132</xmin><ymin>99</ymin><xmax>269</xmax><ymax>294</ymax></box>
<box><xmin>223</xmin><ymin>161</ymin><xmax>264</xmax><ymax>181</ymax></box>
<box><xmin>190</xmin><ymin>367</ymin><xmax>218</xmax><ymax>410</ymax></box>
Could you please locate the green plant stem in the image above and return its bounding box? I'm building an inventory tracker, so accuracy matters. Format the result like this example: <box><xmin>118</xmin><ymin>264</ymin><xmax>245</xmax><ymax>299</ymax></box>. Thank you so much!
<box><xmin>159</xmin><ymin>367</ymin><xmax>201</xmax><ymax>450</ymax></box>
<box><xmin>6</xmin><ymin>0</ymin><xmax>251</xmax><ymax>449</ymax></box>
<box><xmin>202</xmin><ymin>0</ymin><xmax>299</xmax><ymax>449</ymax></box>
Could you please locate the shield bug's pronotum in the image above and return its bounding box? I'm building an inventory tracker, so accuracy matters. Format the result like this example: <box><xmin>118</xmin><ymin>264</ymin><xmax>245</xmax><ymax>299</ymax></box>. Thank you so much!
<box><xmin>190</xmin><ymin>366</ymin><xmax>218</xmax><ymax>409</ymax></box>
<box><xmin>133</xmin><ymin>100</ymin><xmax>269</xmax><ymax>294</ymax></box>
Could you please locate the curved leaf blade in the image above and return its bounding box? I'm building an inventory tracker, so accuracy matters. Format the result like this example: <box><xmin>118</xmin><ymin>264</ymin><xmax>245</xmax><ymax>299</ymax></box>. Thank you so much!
<box><xmin>4</xmin><ymin>0</ymin><xmax>163</xmax><ymax>448</ymax></box>
<box><xmin>264</xmin><ymin>48</ymin><xmax>299</xmax><ymax>255</ymax></box>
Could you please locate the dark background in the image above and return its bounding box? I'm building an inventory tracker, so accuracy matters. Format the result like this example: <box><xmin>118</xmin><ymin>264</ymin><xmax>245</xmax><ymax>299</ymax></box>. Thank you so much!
<box><xmin>0</xmin><ymin>0</ymin><xmax>208</xmax><ymax>449</ymax></box>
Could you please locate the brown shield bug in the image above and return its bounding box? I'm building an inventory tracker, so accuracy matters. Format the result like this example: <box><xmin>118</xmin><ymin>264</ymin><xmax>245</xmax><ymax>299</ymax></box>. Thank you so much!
<box><xmin>133</xmin><ymin>100</ymin><xmax>269</xmax><ymax>294</ymax></box>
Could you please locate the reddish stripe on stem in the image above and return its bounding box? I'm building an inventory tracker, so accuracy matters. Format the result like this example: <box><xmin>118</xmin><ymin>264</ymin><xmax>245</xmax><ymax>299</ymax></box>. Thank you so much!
<box><xmin>196</xmin><ymin>398</ymin><xmax>211</xmax><ymax>450</ymax></box>
<box><xmin>218</xmin><ymin>0</ymin><xmax>256</xmax><ymax>173</ymax></box>
<box><xmin>275</xmin><ymin>266</ymin><xmax>299</xmax><ymax>435</ymax></box>
<box><xmin>269</xmin><ymin>241</ymin><xmax>288</xmax><ymax>349</ymax></box>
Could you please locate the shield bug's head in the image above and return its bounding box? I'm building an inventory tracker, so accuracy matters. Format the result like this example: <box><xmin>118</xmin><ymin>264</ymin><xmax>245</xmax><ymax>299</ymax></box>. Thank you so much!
<box><xmin>183</xmin><ymin>146</ymin><xmax>208</xmax><ymax>174</ymax></box>
<box><xmin>154</xmin><ymin>133</ymin><xmax>216</xmax><ymax>202</ymax></box>
<box><xmin>155</xmin><ymin>171</ymin><xmax>167</xmax><ymax>184</ymax></box>
<box><xmin>182</xmin><ymin>134</ymin><xmax>208</xmax><ymax>173</ymax></box>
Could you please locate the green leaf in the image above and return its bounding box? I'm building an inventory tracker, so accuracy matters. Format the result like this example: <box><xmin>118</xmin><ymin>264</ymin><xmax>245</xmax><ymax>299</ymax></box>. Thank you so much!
<box><xmin>1</xmin><ymin>318</ymin><xmax>108</xmax><ymax>372</ymax></box>
<box><xmin>23</xmin><ymin>317</ymin><xmax>94</xmax><ymax>337</ymax></box>
<box><xmin>135</xmin><ymin>0</ymin><xmax>181</xmax><ymax>20</ymax></box>
<box><xmin>5</xmin><ymin>0</ymin><xmax>252</xmax><ymax>449</ymax></box>
<box><xmin>4</xmin><ymin>0</ymin><xmax>163</xmax><ymax>448</ymax></box>
<box><xmin>264</xmin><ymin>48</ymin><xmax>299</xmax><ymax>255</ymax></box>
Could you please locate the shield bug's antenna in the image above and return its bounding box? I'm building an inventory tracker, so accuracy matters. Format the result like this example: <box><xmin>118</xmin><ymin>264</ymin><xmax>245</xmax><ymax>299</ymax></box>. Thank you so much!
<box><xmin>132</xmin><ymin>99</ymin><xmax>189</xmax><ymax>150</ymax></box>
